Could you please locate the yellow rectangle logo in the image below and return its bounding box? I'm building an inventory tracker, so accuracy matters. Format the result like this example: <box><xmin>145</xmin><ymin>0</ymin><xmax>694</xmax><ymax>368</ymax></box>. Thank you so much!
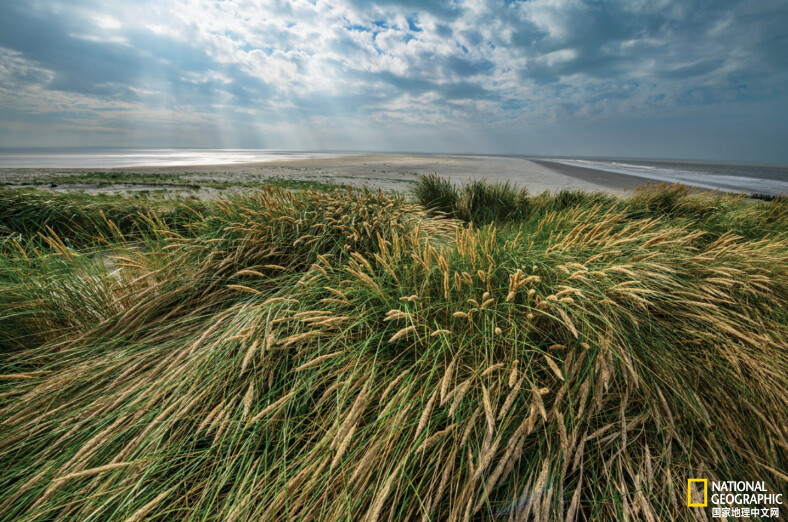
<box><xmin>687</xmin><ymin>479</ymin><xmax>708</xmax><ymax>507</ymax></box>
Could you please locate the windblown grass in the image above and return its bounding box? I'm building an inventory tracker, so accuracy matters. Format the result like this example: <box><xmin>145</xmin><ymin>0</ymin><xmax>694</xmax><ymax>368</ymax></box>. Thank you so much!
<box><xmin>0</xmin><ymin>181</ymin><xmax>786</xmax><ymax>520</ymax></box>
<box><xmin>413</xmin><ymin>173</ymin><xmax>460</xmax><ymax>216</ymax></box>
<box><xmin>414</xmin><ymin>174</ymin><xmax>531</xmax><ymax>223</ymax></box>
<box><xmin>0</xmin><ymin>188</ymin><xmax>208</xmax><ymax>247</ymax></box>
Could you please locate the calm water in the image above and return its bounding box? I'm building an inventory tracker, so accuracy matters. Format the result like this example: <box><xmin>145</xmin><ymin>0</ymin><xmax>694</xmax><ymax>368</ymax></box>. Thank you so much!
<box><xmin>548</xmin><ymin>157</ymin><xmax>788</xmax><ymax>197</ymax></box>
<box><xmin>1</xmin><ymin>148</ymin><xmax>785</xmax><ymax>196</ymax></box>
<box><xmin>0</xmin><ymin>148</ymin><xmax>352</xmax><ymax>168</ymax></box>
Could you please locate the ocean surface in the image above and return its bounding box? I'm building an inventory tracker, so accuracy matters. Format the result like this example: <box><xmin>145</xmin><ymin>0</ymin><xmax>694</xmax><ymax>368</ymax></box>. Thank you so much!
<box><xmin>0</xmin><ymin>149</ymin><xmax>785</xmax><ymax>196</ymax></box>
<box><xmin>0</xmin><ymin>148</ymin><xmax>351</xmax><ymax>169</ymax></box>
<box><xmin>547</xmin><ymin>157</ymin><xmax>788</xmax><ymax>197</ymax></box>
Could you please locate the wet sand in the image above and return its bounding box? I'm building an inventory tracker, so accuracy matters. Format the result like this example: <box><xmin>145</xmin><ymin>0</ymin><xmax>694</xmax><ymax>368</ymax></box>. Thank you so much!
<box><xmin>0</xmin><ymin>153</ymin><xmax>663</xmax><ymax>194</ymax></box>
<box><xmin>528</xmin><ymin>159</ymin><xmax>650</xmax><ymax>192</ymax></box>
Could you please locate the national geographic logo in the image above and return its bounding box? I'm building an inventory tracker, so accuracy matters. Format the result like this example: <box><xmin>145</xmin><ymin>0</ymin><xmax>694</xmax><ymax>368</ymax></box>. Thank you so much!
<box><xmin>688</xmin><ymin>479</ymin><xmax>708</xmax><ymax>507</ymax></box>
<box><xmin>688</xmin><ymin>479</ymin><xmax>783</xmax><ymax>519</ymax></box>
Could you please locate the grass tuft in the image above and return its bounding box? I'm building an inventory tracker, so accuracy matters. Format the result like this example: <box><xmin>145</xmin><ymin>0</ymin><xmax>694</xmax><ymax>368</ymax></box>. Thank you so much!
<box><xmin>413</xmin><ymin>173</ymin><xmax>458</xmax><ymax>216</ymax></box>
<box><xmin>414</xmin><ymin>175</ymin><xmax>530</xmax><ymax>224</ymax></box>
<box><xmin>0</xmin><ymin>180</ymin><xmax>786</xmax><ymax>521</ymax></box>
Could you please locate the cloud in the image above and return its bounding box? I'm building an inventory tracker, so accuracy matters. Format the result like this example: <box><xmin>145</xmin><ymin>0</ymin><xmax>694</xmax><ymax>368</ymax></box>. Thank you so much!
<box><xmin>0</xmin><ymin>0</ymin><xmax>786</xmax><ymax>161</ymax></box>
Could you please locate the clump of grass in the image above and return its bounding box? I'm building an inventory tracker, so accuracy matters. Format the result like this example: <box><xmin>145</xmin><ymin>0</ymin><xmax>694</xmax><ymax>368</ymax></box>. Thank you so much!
<box><xmin>0</xmin><ymin>182</ymin><xmax>786</xmax><ymax>521</ymax></box>
<box><xmin>0</xmin><ymin>188</ymin><xmax>208</xmax><ymax>246</ymax></box>
<box><xmin>413</xmin><ymin>173</ymin><xmax>458</xmax><ymax>215</ymax></box>
<box><xmin>263</xmin><ymin>177</ymin><xmax>351</xmax><ymax>192</ymax></box>
<box><xmin>629</xmin><ymin>182</ymin><xmax>712</xmax><ymax>217</ymax></box>
<box><xmin>530</xmin><ymin>188</ymin><xmax>617</xmax><ymax>213</ymax></box>
<box><xmin>414</xmin><ymin>175</ymin><xmax>530</xmax><ymax>223</ymax></box>
<box><xmin>456</xmin><ymin>179</ymin><xmax>529</xmax><ymax>223</ymax></box>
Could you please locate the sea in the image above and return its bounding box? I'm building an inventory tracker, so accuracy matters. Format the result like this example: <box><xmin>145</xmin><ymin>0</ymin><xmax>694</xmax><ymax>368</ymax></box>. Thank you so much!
<box><xmin>545</xmin><ymin>157</ymin><xmax>787</xmax><ymax>197</ymax></box>
<box><xmin>0</xmin><ymin>148</ymin><xmax>785</xmax><ymax>197</ymax></box>
<box><xmin>0</xmin><ymin>148</ymin><xmax>351</xmax><ymax>169</ymax></box>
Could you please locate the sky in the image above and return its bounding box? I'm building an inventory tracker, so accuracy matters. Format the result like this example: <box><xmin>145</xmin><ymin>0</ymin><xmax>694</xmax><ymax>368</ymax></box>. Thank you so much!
<box><xmin>0</xmin><ymin>0</ymin><xmax>786</xmax><ymax>163</ymax></box>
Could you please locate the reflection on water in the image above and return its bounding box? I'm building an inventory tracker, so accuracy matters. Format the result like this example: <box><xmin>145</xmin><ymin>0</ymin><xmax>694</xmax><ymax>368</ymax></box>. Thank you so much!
<box><xmin>0</xmin><ymin>148</ymin><xmax>353</xmax><ymax>168</ymax></box>
<box><xmin>1</xmin><ymin>148</ymin><xmax>785</xmax><ymax>196</ymax></box>
<box><xmin>550</xmin><ymin>158</ymin><xmax>788</xmax><ymax>197</ymax></box>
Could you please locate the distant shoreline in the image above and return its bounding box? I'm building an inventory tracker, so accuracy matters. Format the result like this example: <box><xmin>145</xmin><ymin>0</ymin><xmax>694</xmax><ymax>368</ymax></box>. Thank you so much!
<box><xmin>0</xmin><ymin>153</ymin><xmax>672</xmax><ymax>195</ymax></box>
<box><xmin>1</xmin><ymin>153</ymin><xmax>784</xmax><ymax>196</ymax></box>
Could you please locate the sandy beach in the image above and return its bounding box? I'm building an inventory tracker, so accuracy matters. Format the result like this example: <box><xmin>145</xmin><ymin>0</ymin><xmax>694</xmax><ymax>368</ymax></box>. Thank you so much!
<box><xmin>0</xmin><ymin>153</ymin><xmax>654</xmax><ymax>195</ymax></box>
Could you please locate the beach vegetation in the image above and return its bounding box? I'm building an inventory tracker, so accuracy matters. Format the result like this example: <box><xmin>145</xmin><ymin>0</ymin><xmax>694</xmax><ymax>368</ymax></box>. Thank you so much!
<box><xmin>0</xmin><ymin>179</ymin><xmax>785</xmax><ymax>520</ymax></box>
<box><xmin>414</xmin><ymin>174</ymin><xmax>531</xmax><ymax>223</ymax></box>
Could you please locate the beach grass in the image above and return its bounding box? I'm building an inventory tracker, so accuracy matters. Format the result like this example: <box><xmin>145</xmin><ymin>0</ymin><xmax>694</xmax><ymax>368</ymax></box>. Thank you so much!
<box><xmin>0</xmin><ymin>171</ymin><xmax>353</xmax><ymax>193</ymax></box>
<box><xmin>0</xmin><ymin>179</ymin><xmax>786</xmax><ymax>520</ymax></box>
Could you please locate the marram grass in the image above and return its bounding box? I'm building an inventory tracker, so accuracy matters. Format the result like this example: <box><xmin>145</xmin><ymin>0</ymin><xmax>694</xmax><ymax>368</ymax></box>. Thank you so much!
<box><xmin>0</xmin><ymin>182</ymin><xmax>786</xmax><ymax>521</ymax></box>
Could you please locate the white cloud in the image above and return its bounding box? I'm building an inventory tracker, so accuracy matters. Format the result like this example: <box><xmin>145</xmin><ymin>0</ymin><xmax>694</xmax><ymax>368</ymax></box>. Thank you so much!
<box><xmin>0</xmin><ymin>0</ymin><xmax>785</xmax><ymax>160</ymax></box>
<box><xmin>91</xmin><ymin>13</ymin><xmax>122</xmax><ymax>30</ymax></box>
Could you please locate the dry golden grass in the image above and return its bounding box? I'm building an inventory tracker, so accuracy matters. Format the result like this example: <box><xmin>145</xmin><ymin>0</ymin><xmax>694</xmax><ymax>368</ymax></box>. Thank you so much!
<box><xmin>0</xmin><ymin>183</ymin><xmax>786</xmax><ymax>520</ymax></box>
